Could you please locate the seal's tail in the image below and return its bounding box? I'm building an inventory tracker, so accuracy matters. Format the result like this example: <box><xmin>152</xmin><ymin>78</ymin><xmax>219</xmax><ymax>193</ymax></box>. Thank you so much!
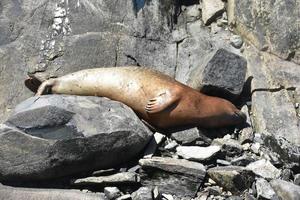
<box><xmin>24</xmin><ymin>77</ymin><xmax>42</xmax><ymax>93</ymax></box>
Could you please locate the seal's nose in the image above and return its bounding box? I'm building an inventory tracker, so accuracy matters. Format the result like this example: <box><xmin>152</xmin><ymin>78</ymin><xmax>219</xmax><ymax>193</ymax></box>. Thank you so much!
<box><xmin>233</xmin><ymin>110</ymin><xmax>247</xmax><ymax>124</ymax></box>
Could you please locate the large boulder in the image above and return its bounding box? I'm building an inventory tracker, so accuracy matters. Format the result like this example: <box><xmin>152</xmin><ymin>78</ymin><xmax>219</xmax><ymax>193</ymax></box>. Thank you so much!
<box><xmin>228</xmin><ymin>0</ymin><xmax>300</xmax><ymax>64</ymax></box>
<box><xmin>0</xmin><ymin>95</ymin><xmax>153</xmax><ymax>181</ymax></box>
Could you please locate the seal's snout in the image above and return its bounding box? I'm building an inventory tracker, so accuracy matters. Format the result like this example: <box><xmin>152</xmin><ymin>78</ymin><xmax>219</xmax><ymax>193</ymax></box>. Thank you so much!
<box><xmin>233</xmin><ymin>110</ymin><xmax>247</xmax><ymax>124</ymax></box>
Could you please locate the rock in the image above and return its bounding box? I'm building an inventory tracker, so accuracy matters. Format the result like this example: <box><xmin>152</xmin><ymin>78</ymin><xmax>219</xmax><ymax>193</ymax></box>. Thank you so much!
<box><xmin>245</xmin><ymin>47</ymin><xmax>300</xmax><ymax>165</ymax></box>
<box><xmin>104</xmin><ymin>187</ymin><xmax>122</xmax><ymax>200</ymax></box>
<box><xmin>212</xmin><ymin>138</ymin><xmax>243</xmax><ymax>157</ymax></box>
<box><xmin>71</xmin><ymin>172</ymin><xmax>140</xmax><ymax>186</ymax></box>
<box><xmin>140</xmin><ymin>157</ymin><xmax>206</xmax><ymax>198</ymax></box>
<box><xmin>256</xmin><ymin>178</ymin><xmax>278</xmax><ymax>200</ymax></box>
<box><xmin>0</xmin><ymin>184</ymin><xmax>105</xmax><ymax>200</ymax></box>
<box><xmin>1</xmin><ymin>95</ymin><xmax>152</xmax><ymax>181</ymax></box>
<box><xmin>250</xmin><ymin>143</ymin><xmax>260</xmax><ymax>155</ymax></box>
<box><xmin>231</xmin><ymin>154</ymin><xmax>256</xmax><ymax>166</ymax></box>
<box><xmin>206</xmin><ymin>186</ymin><xmax>222</xmax><ymax>196</ymax></box>
<box><xmin>131</xmin><ymin>187</ymin><xmax>153</xmax><ymax>200</ymax></box>
<box><xmin>202</xmin><ymin>0</ymin><xmax>225</xmax><ymax>25</ymax></box>
<box><xmin>187</xmin><ymin>48</ymin><xmax>247</xmax><ymax>100</ymax></box>
<box><xmin>164</xmin><ymin>139</ymin><xmax>179</xmax><ymax>150</ymax></box>
<box><xmin>230</xmin><ymin>35</ymin><xmax>243</xmax><ymax>49</ymax></box>
<box><xmin>207</xmin><ymin>166</ymin><xmax>255</xmax><ymax>194</ymax></box>
<box><xmin>170</xmin><ymin>127</ymin><xmax>201</xmax><ymax>144</ymax></box>
<box><xmin>280</xmin><ymin>169</ymin><xmax>293</xmax><ymax>181</ymax></box>
<box><xmin>270</xmin><ymin>179</ymin><xmax>300</xmax><ymax>200</ymax></box>
<box><xmin>176</xmin><ymin>145</ymin><xmax>221</xmax><ymax>161</ymax></box>
<box><xmin>227</xmin><ymin>0</ymin><xmax>300</xmax><ymax>64</ymax></box>
<box><xmin>238</xmin><ymin>105</ymin><xmax>253</xmax><ymax>144</ymax></box>
<box><xmin>139</xmin><ymin>157</ymin><xmax>206</xmax><ymax>178</ymax></box>
<box><xmin>246</xmin><ymin>159</ymin><xmax>281</xmax><ymax>180</ymax></box>
<box><xmin>294</xmin><ymin>174</ymin><xmax>300</xmax><ymax>186</ymax></box>
<box><xmin>116</xmin><ymin>194</ymin><xmax>131</xmax><ymax>200</ymax></box>
<box><xmin>162</xmin><ymin>193</ymin><xmax>174</xmax><ymax>200</ymax></box>
<box><xmin>143</xmin><ymin>132</ymin><xmax>166</xmax><ymax>158</ymax></box>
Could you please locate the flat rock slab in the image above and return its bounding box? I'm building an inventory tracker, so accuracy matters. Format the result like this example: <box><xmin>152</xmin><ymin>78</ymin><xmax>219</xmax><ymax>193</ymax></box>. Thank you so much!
<box><xmin>139</xmin><ymin>157</ymin><xmax>206</xmax><ymax>179</ymax></box>
<box><xmin>270</xmin><ymin>179</ymin><xmax>300</xmax><ymax>200</ymax></box>
<box><xmin>71</xmin><ymin>172</ymin><xmax>140</xmax><ymax>186</ymax></box>
<box><xmin>140</xmin><ymin>157</ymin><xmax>206</xmax><ymax>198</ymax></box>
<box><xmin>176</xmin><ymin>145</ymin><xmax>221</xmax><ymax>161</ymax></box>
<box><xmin>0</xmin><ymin>95</ymin><xmax>152</xmax><ymax>181</ymax></box>
<box><xmin>246</xmin><ymin>159</ymin><xmax>281</xmax><ymax>180</ymax></box>
<box><xmin>187</xmin><ymin>48</ymin><xmax>247</xmax><ymax>100</ymax></box>
<box><xmin>0</xmin><ymin>184</ymin><xmax>106</xmax><ymax>200</ymax></box>
<box><xmin>207</xmin><ymin>166</ymin><xmax>255</xmax><ymax>194</ymax></box>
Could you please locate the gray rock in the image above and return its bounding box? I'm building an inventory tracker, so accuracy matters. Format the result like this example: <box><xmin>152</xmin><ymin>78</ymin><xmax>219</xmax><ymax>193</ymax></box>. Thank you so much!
<box><xmin>0</xmin><ymin>184</ymin><xmax>106</xmax><ymax>200</ymax></box>
<box><xmin>131</xmin><ymin>187</ymin><xmax>153</xmax><ymax>200</ymax></box>
<box><xmin>238</xmin><ymin>105</ymin><xmax>253</xmax><ymax>144</ymax></box>
<box><xmin>227</xmin><ymin>0</ymin><xmax>300</xmax><ymax>64</ymax></box>
<box><xmin>256</xmin><ymin>178</ymin><xmax>278</xmax><ymax>200</ymax></box>
<box><xmin>71</xmin><ymin>172</ymin><xmax>140</xmax><ymax>186</ymax></box>
<box><xmin>170</xmin><ymin>127</ymin><xmax>201</xmax><ymax>144</ymax></box>
<box><xmin>231</xmin><ymin>154</ymin><xmax>257</xmax><ymax>166</ymax></box>
<box><xmin>280</xmin><ymin>169</ymin><xmax>293</xmax><ymax>181</ymax></box>
<box><xmin>246</xmin><ymin>159</ymin><xmax>281</xmax><ymax>180</ymax></box>
<box><xmin>116</xmin><ymin>194</ymin><xmax>131</xmax><ymax>200</ymax></box>
<box><xmin>202</xmin><ymin>0</ymin><xmax>225</xmax><ymax>25</ymax></box>
<box><xmin>140</xmin><ymin>157</ymin><xmax>206</xmax><ymax>198</ymax></box>
<box><xmin>176</xmin><ymin>145</ymin><xmax>221</xmax><ymax>161</ymax></box>
<box><xmin>143</xmin><ymin>132</ymin><xmax>165</xmax><ymax>159</ymax></box>
<box><xmin>139</xmin><ymin>157</ymin><xmax>206</xmax><ymax>179</ymax></box>
<box><xmin>230</xmin><ymin>35</ymin><xmax>243</xmax><ymax>49</ymax></box>
<box><xmin>207</xmin><ymin>166</ymin><xmax>255</xmax><ymax>194</ymax></box>
<box><xmin>212</xmin><ymin>138</ymin><xmax>243</xmax><ymax>157</ymax></box>
<box><xmin>270</xmin><ymin>179</ymin><xmax>300</xmax><ymax>200</ymax></box>
<box><xmin>294</xmin><ymin>174</ymin><xmax>300</xmax><ymax>186</ymax></box>
<box><xmin>104</xmin><ymin>187</ymin><xmax>122</xmax><ymax>200</ymax></box>
<box><xmin>187</xmin><ymin>48</ymin><xmax>247</xmax><ymax>100</ymax></box>
<box><xmin>1</xmin><ymin>95</ymin><xmax>152</xmax><ymax>181</ymax></box>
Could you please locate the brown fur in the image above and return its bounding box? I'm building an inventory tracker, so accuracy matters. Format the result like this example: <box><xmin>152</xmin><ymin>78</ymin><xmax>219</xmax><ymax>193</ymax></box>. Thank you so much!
<box><xmin>34</xmin><ymin>66</ymin><xmax>246</xmax><ymax>130</ymax></box>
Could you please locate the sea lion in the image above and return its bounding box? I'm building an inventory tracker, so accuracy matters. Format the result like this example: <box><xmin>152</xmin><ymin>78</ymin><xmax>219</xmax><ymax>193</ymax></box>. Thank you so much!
<box><xmin>29</xmin><ymin>66</ymin><xmax>246</xmax><ymax>130</ymax></box>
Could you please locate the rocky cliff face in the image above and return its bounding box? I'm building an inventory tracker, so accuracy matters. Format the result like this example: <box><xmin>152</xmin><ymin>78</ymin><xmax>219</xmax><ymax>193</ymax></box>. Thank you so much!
<box><xmin>0</xmin><ymin>0</ymin><xmax>300</xmax><ymax>199</ymax></box>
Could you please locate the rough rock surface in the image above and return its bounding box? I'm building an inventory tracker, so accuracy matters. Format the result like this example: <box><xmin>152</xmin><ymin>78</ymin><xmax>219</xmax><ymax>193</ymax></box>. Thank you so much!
<box><xmin>228</xmin><ymin>0</ymin><xmax>300</xmax><ymax>64</ymax></box>
<box><xmin>202</xmin><ymin>0</ymin><xmax>225</xmax><ymax>25</ymax></box>
<box><xmin>131</xmin><ymin>187</ymin><xmax>153</xmax><ymax>200</ymax></box>
<box><xmin>270</xmin><ymin>180</ymin><xmax>300</xmax><ymax>200</ymax></box>
<box><xmin>0</xmin><ymin>184</ymin><xmax>106</xmax><ymax>200</ymax></box>
<box><xmin>187</xmin><ymin>48</ymin><xmax>247</xmax><ymax>100</ymax></box>
<box><xmin>246</xmin><ymin>159</ymin><xmax>281</xmax><ymax>180</ymax></box>
<box><xmin>256</xmin><ymin>178</ymin><xmax>278</xmax><ymax>200</ymax></box>
<box><xmin>207</xmin><ymin>166</ymin><xmax>255</xmax><ymax>194</ymax></box>
<box><xmin>0</xmin><ymin>95</ymin><xmax>152</xmax><ymax>181</ymax></box>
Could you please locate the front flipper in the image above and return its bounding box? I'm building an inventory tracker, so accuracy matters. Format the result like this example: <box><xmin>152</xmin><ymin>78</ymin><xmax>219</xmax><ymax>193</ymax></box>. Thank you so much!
<box><xmin>145</xmin><ymin>90</ymin><xmax>180</xmax><ymax>114</ymax></box>
<box><xmin>35</xmin><ymin>79</ymin><xmax>57</xmax><ymax>96</ymax></box>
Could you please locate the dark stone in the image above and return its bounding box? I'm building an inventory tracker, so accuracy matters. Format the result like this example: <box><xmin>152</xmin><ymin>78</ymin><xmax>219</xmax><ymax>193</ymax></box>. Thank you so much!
<box><xmin>231</xmin><ymin>154</ymin><xmax>257</xmax><ymax>166</ymax></box>
<box><xmin>207</xmin><ymin>166</ymin><xmax>255</xmax><ymax>194</ymax></box>
<box><xmin>280</xmin><ymin>169</ymin><xmax>293</xmax><ymax>181</ymax></box>
<box><xmin>170</xmin><ymin>127</ymin><xmax>200</xmax><ymax>144</ymax></box>
<box><xmin>0</xmin><ymin>95</ymin><xmax>152</xmax><ymax>181</ymax></box>
<box><xmin>0</xmin><ymin>184</ymin><xmax>106</xmax><ymax>200</ymax></box>
<box><xmin>212</xmin><ymin>138</ymin><xmax>243</xmax><ymax>157</ymax></box>
<box><xmin>187</xmin><ymin>48</ymin><xmax>247</xmax><ymax>100</ymax></box>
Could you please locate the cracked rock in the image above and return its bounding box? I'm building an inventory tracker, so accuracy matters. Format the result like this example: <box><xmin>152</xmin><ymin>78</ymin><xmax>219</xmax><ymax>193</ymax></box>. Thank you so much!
<box><xmin>104</xmin><ymin>187</ymin><xmax>122</xmax><ymax>200</ymax></box>
<box><xmin>202</xmin><ymin>0</ymin><xmax>225</xmax><ymax>25</ymax></box>
<box><xmin>170</xmin><ymin>127</ymin><xmax>201</xmax><ymax>144</ymax></box>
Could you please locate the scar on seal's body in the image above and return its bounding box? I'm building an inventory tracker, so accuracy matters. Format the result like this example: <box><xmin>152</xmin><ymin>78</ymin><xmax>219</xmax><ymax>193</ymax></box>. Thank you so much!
<box><xmin>25</xmin><ymin>66</ymin><xmax>246</xmax><ymax>130</ymax></box>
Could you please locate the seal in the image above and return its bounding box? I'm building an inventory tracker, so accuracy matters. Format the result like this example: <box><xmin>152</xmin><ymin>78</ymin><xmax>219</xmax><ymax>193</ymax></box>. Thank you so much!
<box><xmin>30</xmin><ymin>66</ymin><xmax>246</xmax><ymax>130</ymax></box>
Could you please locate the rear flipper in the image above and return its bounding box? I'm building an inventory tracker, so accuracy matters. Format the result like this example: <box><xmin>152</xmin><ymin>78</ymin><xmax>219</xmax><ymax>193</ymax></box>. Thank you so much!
<box><xmin>24</xmin><ymin>77</ymin><xmax>42</xmax><ymax>93</ymax></box>
<box><xmin>145</xmin><ymin>90</ymin><xmax>180</xmax><ymax>114</ymax></box>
